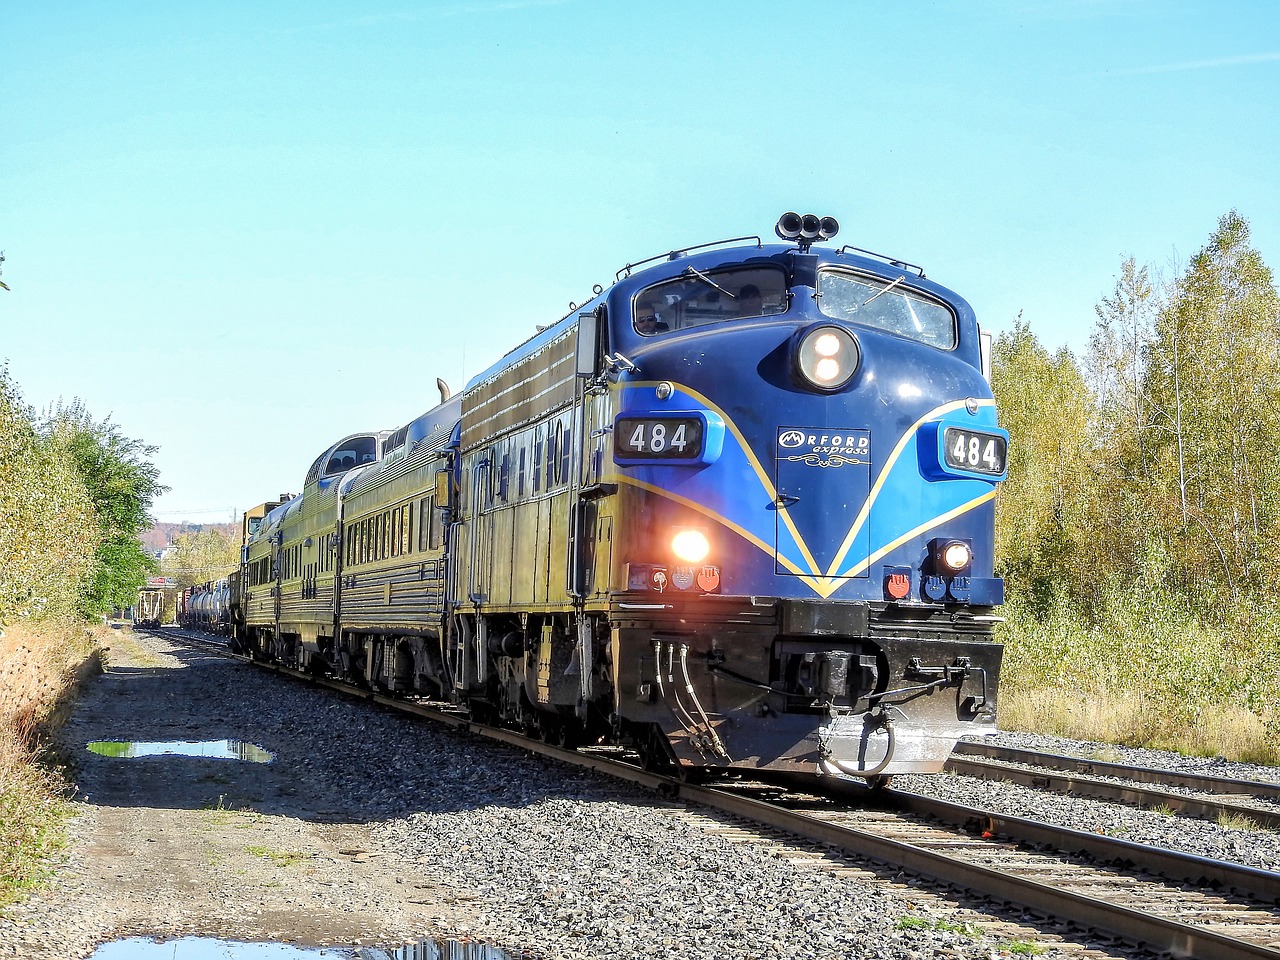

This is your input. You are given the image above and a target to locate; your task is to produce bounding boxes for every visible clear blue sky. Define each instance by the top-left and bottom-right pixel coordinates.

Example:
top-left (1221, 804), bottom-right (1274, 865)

top-left (3, 1), bottom-right (1277, 524)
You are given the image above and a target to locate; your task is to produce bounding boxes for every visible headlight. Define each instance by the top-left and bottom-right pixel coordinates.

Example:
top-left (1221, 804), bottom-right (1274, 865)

top-left (795, 324), bottom-right (859, 392)
top-left (671, 530), bottom-right (710, 563)
top-left (939, 540), bottom-right (972, 573)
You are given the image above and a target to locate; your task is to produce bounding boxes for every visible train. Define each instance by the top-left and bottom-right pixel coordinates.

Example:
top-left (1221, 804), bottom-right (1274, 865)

top-left (178, 579), bottom-right (231, 635)
top-left (133, 587), bottom-right (166, 629)
top-left (224, 213), bottom-right (1009, 781)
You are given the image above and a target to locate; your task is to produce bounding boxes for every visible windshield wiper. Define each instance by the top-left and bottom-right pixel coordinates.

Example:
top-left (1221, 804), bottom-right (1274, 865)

top-left (862, 275), bottom-right (905, 306)
top-left (685, 266), bottom-right (736, 298)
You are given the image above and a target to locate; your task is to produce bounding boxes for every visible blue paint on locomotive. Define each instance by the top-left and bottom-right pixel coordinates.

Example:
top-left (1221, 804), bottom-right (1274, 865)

top-left (603, 242), bottom-right (1003, 603)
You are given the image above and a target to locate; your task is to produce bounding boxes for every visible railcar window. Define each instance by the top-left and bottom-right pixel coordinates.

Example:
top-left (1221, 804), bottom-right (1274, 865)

top-left (532, 428), bottom-right (543, 493)
top-left (429, 498), bottom-right (442, 549)
top-left (633, 266), bottom-right (787, 335)
top-left (498, 452), bottom-right (510, 502)
top-left (323, 436), bottom-right (379, 476)
top-left (547, 426), bottom-right (560, 487)
top-left (558, 419), bottom-right (571, 485)
top-left (816, 270), bottom-right (956, 349)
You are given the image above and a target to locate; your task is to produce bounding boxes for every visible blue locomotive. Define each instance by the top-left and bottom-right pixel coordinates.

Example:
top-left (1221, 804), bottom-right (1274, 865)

top-left (231, 213), bottom-right (1007, 780)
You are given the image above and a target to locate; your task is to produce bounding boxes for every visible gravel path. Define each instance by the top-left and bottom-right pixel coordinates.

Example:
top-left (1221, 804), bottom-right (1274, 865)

top-left (8, 628), bottom-right (1275, 959)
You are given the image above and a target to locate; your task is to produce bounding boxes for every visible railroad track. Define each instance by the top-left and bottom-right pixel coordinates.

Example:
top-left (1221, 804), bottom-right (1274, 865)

top-left (145, 627), bottom-right (1280, 959)
top-left (949, 740), bottom-right (1280, 830)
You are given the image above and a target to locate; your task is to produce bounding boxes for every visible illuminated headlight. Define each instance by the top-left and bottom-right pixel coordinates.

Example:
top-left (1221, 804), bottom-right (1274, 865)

top-left (671, 530), bottom-right (710, 563)
top-left (795, 324), bottom-right (859, 391)
top-left (939, 540), bottom-right (972, 573)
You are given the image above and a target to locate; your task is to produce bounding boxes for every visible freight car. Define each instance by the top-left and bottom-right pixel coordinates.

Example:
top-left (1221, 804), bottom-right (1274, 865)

top-left (179, 578), bottom-right (231, 635)
top-left (232, 214), bottom-right (1008, 780)
top-left (133, 587), bottom-right (165, 629)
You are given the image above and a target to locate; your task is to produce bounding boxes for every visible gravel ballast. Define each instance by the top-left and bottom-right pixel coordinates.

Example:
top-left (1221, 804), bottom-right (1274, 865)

top-left (6, 629), bottom-right (1277, 958)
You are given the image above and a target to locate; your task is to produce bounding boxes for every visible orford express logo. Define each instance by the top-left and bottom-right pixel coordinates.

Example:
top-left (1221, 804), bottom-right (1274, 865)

top-left (777, 427), bottom-right (870, 468)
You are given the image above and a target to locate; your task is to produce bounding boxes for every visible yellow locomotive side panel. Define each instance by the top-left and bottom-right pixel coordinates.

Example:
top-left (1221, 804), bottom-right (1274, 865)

top-left (512, 497), bottom-right (537, 605)
top-left (534, 496), bottom-right (552, 604)
top-left (490, 506), bottom-right (515, 607)
top-left (547, 488), bottom-right (571, 606)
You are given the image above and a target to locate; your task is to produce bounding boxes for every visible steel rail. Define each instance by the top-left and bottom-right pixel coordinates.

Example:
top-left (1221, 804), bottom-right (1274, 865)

top-left (753, 770), bottom-right (1280, 905)
top-left (670, 780), bottom-right (1280, 960)
top-left (886, 789), bottom-right (1280, 904)
top-left (148, 629), bottom-right (1280, 959)
top-left (954, 740), bottom-right (1280, 803)
top-left (945, 755), bottom-right (1280, 830)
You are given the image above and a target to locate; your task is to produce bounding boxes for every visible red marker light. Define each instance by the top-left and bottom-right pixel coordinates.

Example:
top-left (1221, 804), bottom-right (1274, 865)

top-left (696, 566), bottom-right (720, 592)
top-left (886, 572), bottom-right (910, 599)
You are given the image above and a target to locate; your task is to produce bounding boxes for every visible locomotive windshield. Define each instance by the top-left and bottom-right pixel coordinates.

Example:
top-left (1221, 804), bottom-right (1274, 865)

top-left (816, 269), bottom-right (956, 349)
top-left (634, 265), bottom-right (787, 335)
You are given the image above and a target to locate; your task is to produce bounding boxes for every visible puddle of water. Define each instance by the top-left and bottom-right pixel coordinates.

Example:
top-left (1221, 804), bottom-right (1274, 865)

top-left (86, 739), bottom-right (275, 763)
top-left (88, 939), bottom-right (357, 959)
top-left (371, 939), bottom-right (522, 960)
top-left (88, 938), bottom-right (522, 960)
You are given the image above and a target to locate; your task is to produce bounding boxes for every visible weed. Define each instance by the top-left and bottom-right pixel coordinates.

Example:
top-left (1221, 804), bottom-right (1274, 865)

top-left (1002, 940), bottom-right (1049, 956)
top-left (246, 845), bottom-right (309, 868)
top-left (1217, 811), bottom-right (1261, 831)
top-left (894, 915), bottom-right (981, 938)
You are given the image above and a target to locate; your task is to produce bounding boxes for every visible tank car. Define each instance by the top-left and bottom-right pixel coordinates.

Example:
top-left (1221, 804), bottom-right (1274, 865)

top-left (181, 578), bottom-right (232, 635)
top-left (234, 214), bottom-right (1008, 780)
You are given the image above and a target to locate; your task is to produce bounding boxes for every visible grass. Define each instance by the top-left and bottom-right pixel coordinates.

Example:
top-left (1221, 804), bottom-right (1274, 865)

top-left (998, 582), bottom-right (1280, 765)
top-left (99, 629), bottom-right (164, 669)
top-left (0, 619), bottom-right (105, 907)
top-left (1001, 940), bottom-right (1049, 956)
top-left (246, 845), bottom-right (309, 868)
top-left (1217, 811), bottom-right (1261, 831)
top-left (895, 916), bottom-right (982, 938)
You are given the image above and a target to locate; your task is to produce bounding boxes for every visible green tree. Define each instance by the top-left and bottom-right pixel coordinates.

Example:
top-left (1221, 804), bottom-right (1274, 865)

top-left (0, 368), bottom-right (99, 623)
top-left (1080, 258), bottom-right (1168, 582)
top-left (1142, 211), bottom-right (1280, 598)
top-left (42, 402), bottom-right (168, 617)
top-left (1087, 257), bottom-right (1158, 475)
top-left (990, 316), bottom-right (1094, 609)
top-left (161, 527), bottom-right (240, 590)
